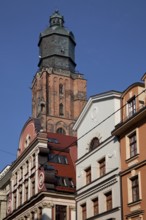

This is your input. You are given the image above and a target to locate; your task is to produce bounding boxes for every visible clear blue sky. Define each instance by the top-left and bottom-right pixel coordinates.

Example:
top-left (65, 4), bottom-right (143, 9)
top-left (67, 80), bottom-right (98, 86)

top-left (0, 0), bottom-right (146, 171)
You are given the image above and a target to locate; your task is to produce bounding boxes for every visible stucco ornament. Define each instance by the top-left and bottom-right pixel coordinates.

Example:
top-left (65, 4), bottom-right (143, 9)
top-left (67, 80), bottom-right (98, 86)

top-left (38, 171), bottom-right (45, 190)
top-left (91, 106), bottom-right (98, 122)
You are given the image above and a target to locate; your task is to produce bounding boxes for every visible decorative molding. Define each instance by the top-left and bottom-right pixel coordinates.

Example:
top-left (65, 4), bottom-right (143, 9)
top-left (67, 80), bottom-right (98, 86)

top-left (42, 202), bottom-right (53, 208)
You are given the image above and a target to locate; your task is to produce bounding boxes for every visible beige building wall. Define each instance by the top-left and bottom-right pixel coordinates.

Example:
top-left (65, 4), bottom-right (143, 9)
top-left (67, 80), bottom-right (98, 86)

top-left (0, 190), bottom-right (7, 220)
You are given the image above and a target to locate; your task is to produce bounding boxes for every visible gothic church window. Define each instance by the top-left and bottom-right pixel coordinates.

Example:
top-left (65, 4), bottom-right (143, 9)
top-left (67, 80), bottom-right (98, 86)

top-left (59, 84), bottom-right (64, 95)
top-left (57, 127), bottom-right (66, 135)
top-left (59, 103), bottom-right (64, 116)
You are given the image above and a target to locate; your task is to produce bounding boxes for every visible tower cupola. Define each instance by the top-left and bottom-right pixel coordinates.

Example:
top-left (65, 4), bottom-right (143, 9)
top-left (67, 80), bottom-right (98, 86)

top-left (38, 10), bottom-right (76, 72)
top-left (50, 10), bottom-right (64, 28)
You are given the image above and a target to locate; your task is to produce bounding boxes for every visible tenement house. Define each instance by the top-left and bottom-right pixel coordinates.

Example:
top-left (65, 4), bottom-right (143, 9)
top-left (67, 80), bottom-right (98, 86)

top-left (73, 91), bottom-right (122, 220)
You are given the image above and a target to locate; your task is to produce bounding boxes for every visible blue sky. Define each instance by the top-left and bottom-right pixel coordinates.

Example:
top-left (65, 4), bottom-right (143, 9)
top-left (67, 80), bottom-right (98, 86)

top-left (0, 0), bottom-right (146, 171)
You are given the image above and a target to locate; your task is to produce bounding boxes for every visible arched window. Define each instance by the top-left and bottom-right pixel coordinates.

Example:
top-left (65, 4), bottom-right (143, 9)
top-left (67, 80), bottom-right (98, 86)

top-left (90, 137), bottom-right (100, 151)
top-left (56, 127), bottom-right (66, 135)
top-left (59, 103), bottom-right (64, 116)
top-left (59, 84), bottom-right (63, 95)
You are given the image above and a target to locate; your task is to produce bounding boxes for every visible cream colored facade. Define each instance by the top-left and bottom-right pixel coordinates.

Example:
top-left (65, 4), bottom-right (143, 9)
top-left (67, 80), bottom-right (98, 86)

top-left (0, 190), bottom-right (7, 220)
top-left (74, 91), bottom-right (122, 220)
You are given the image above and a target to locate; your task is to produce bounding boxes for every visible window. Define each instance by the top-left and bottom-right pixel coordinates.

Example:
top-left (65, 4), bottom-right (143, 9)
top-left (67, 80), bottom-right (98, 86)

top-left (48, 138), bottom-right (59, 144)
top-left (81, 204), bottom-right (86, 220)
top-left (13, 192), bottom-right (16, 209)
top-left (31, 178), bottom-right (35, 196)
top-left (105, 191), bottom-right (112, 211)
top-left (129, 132), bottom-right (137, 157)
top-left (26, 161), bottom-right (29, 174)
top-left (92, 198), bottom-right (99, 215)
top-left (20, 167), bottom-right (23, 180)
top-left (40, 102), bottom-right (45, 113)
top-left (57, 127), bottom-right (66, 134)
top-left (15, 172), bottom-right (17, 185)
top-left (59, 103), bottom-right (64, 116)
top-left (57, 177), bottom-right (74, 188)
top-left (99, 158), bottom-right (106, 177)
top-left (58, 155), bottom-right (68, 164)
top-left (25, 181), bottom-right (28, 201)
top-left (85, 167), bottom-right (91, 184)
top-left (32, 154), bottom-right (35, 168)
top-left (128, 96), bottom-right (136, 117)
top-left (25, 135), bottom-right (31, 148)
top-left (31, 212), bottom-right (35, 220)
top-left (90, 137), bottom-right (100, 151)
top-left (59, 84), bottom-right (64, 95)
top-left (56, 205), bottom-right (67, 220)
top-left (131, 176), bottom-right (139, 202)
top-left (49, 154), bottom-right (68, 164)
top-left (19, 188), bottom-right (22, 206)
top-left (38, 207), bottom-right (42, 219)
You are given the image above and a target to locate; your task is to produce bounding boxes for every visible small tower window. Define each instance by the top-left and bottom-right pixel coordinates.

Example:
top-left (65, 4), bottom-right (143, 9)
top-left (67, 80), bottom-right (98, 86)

top-left (59, 103), bottom-right (64, 116)
top-left (57, 128), bottom-right (66, 135)
top-left (59, 84), bottom-right (64, 95)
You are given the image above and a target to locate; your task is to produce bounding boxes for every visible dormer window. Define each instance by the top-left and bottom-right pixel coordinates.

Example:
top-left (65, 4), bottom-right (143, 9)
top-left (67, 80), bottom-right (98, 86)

top-left (89, 137), bottom-right (100, 151)
top-left (128, 96), bottom-right (136, 117)
top-left (24, 135), bottom-right (31, 149)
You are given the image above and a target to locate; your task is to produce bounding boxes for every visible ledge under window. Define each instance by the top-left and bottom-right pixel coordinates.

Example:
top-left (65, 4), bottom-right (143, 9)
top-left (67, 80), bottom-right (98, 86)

top-left (128, 199), bottom-right (142, 207)
top-left (126, 153), bottom-right (139, 163)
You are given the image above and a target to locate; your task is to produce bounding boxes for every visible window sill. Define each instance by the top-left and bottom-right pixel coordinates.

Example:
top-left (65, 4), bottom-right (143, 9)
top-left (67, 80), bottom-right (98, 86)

top-left (126, 154), bottom-right (139, 163)
top-left (128, 199), bottom-right (141, 207)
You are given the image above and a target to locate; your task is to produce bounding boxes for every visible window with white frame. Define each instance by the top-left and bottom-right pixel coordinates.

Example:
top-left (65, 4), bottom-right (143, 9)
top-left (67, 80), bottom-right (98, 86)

top-left (131, 175), bottom-right (139, 202)
top-left (126, 130), bottom-right (139, 160)
top-left (85, 167), bottom-right (91, 184)
top-left (81, 203), bottom-right (86, 220)
top-left (128, 174), bottom-right (141, 204)
top-left (98, 157), bottom-right (106, 177)
top-left (129, 132), bottom-right (137, 158)
top-left (105, 191), bottom-right (112, 211)
top-left (92, 197), bottom-right (99, 215)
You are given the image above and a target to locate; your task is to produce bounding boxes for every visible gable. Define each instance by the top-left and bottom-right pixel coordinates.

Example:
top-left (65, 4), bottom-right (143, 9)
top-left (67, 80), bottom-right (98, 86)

top-left (17, 118), bottom-right (41, 157)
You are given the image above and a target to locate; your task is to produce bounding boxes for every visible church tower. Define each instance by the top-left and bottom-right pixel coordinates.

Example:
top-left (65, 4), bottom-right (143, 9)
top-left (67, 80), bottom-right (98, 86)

top-left (32, 11), bottom-right (87, 135)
